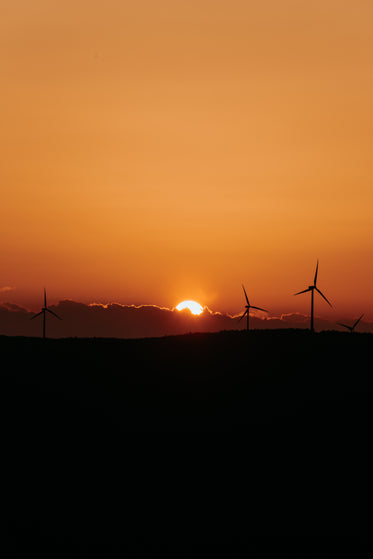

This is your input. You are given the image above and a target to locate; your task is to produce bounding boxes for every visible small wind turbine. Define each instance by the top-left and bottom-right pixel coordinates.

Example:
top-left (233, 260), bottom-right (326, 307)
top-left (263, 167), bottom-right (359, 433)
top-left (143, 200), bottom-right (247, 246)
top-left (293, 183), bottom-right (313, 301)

top-left (294, 260), bottom-right (332, 333)
top-left (337, 314), bottom-right (364, 333)
top-left (31, 288), bottom-right (62, 339)
top-left (239, 284), bottom-right (268, 331)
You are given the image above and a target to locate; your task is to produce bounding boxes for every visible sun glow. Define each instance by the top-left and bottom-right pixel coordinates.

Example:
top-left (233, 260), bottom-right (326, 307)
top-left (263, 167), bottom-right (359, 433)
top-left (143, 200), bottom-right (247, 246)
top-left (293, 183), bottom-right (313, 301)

top-left (176, 300), bottom-right (204, 315)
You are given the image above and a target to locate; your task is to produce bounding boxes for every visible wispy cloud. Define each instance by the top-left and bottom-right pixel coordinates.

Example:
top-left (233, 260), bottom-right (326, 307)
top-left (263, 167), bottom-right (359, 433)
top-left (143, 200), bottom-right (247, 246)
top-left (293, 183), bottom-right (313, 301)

top-left (279, 312), bottom-right (310, 324)
top-left (0, 286), bottom-right (15, 293)
top-left (88, 302), bottom-right (172, 312)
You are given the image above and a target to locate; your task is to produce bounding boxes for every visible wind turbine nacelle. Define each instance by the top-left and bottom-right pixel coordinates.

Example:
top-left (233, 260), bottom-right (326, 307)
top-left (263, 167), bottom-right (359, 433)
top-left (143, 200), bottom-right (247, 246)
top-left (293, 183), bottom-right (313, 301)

top-left (309, 285), bottom-right (314, 290)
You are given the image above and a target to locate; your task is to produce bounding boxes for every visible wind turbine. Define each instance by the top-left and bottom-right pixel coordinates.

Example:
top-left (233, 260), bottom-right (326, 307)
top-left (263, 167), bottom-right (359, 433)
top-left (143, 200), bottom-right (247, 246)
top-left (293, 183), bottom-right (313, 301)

top-left (294, 260), bottom-right (332, 333)
top-left (337, 314), bottom-right (364, 333)
top-left (31, 288), bottom-right (62, 339)
top-left (239, 284), bottom-right (268, 331)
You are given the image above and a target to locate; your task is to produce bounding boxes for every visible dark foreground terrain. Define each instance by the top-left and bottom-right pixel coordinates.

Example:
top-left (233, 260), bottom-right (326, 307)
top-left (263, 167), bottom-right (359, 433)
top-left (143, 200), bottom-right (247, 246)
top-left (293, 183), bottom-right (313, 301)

top-left (1, 329), bottom-right (372, 552)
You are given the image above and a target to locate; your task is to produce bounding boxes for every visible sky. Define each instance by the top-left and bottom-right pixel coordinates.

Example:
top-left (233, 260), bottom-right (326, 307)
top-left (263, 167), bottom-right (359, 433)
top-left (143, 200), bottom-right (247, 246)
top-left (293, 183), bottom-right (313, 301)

top-left (1, 0), bottom-right (372, 324)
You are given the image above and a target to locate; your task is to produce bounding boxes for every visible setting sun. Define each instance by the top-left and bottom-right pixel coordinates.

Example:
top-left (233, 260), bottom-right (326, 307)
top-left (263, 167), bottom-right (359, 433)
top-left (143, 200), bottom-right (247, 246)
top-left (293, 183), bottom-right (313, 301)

top-left (176, 301), bottom-right (204, 315)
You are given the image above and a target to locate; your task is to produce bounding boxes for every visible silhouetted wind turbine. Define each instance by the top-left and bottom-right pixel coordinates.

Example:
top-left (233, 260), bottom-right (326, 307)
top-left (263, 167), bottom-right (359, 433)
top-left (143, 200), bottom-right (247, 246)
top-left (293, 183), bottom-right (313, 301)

top-left (294, 260), bottom-right (332, 333)
top-left (31, 289), bottom-right (62, 339)
top-left (337, 314), bottom-right (364, 333)
top-left (239, 285), bottom-right (268, 331)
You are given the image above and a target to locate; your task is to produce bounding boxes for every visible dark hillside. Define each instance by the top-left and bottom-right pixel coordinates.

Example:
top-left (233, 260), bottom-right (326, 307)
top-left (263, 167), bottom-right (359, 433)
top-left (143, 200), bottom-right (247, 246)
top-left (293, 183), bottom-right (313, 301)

top-left (1, 330), bottom-right (372, 550)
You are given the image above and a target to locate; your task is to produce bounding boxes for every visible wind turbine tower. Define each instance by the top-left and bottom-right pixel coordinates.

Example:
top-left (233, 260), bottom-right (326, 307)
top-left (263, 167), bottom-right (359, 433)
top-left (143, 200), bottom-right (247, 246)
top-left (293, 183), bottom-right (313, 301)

top-left (294, 260), bottom-right (332, 333)
top-left (239, 285), bottom-right (268, 331)
top-left (31, 289), bottom-right (62, 339)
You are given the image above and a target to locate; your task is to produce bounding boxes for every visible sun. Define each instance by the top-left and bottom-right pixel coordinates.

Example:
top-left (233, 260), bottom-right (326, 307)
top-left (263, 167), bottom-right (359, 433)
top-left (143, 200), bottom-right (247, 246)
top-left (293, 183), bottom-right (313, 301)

top-left (176, 300), bottom-right (204, 315)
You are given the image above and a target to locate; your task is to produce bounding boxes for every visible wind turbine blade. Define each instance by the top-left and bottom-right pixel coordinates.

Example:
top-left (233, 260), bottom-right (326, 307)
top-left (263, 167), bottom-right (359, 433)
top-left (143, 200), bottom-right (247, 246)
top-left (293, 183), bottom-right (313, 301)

top-left (46, 308), bottom-right (62, 320)
top-left (353, 314), bottom-right (364, 329)
top-left (315, 287), bottom-right (333, 307)
top-left (314, 260), bottom-right (319, 286)
top-left (238, 310), bottom-right (248, 322)
top-left (250, 306), bottom-right (268, 313)
top-left (242, 284), bottom-right (249, 306)
top-left (294, 288), bottom-right (311, 296)
top-left (31, 311), bottom-right (43, 320)
top-left (44, 288), bottom-right (47, 308)
top-left (337, 323), bottom-right (350, 330)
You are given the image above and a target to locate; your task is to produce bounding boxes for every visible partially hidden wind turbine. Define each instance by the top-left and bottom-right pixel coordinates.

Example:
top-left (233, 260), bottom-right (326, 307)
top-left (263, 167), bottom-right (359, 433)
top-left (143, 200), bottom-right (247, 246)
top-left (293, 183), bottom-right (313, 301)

top-left (31, 288), bottom-right (62, 339)
top-left (337, 314), bottom-right (364, 333)
top-left (239, 284), bottom-right (268, 331)
top-left (294, 260), bottom-right (332, 333)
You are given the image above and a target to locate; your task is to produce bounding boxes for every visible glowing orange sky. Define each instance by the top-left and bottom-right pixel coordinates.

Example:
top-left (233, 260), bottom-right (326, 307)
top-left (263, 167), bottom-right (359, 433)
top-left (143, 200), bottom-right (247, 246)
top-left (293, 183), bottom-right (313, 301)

top-left (1, 1), bottom-right (372, 319)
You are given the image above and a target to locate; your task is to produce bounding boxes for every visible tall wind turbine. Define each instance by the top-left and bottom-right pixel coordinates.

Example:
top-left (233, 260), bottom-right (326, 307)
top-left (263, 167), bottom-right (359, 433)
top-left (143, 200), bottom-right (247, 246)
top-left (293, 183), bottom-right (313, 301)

top-left (31, 289), bottom-right (62, 339)
top-left (337, 314), bottom-right (364, 333)
top-left (294, 260), bottom-right (332, 333)
top-left (239, 284), bottom-right (268, 331)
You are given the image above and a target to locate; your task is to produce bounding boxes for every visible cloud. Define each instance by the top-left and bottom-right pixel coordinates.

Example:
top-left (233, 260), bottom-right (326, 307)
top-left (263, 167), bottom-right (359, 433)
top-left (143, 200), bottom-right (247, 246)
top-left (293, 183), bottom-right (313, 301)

top-left (1, 302), bottom-right (26, 312)
top-left (0, 286), bottom-right (15, 293)
top-left (0, 300), bottom-right (243, 338)
top-left (53, 301), bottom-right (238, 338)
top-left (279, 312), bottom-right (310, 324)
top-left (0, 300), bottom-right (372, 338)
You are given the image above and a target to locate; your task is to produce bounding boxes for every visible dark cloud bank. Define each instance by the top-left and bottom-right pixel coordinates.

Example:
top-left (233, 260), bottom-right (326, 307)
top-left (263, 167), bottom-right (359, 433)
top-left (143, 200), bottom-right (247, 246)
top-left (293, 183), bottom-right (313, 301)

top-left (1, 300), bottom-right (372, 338)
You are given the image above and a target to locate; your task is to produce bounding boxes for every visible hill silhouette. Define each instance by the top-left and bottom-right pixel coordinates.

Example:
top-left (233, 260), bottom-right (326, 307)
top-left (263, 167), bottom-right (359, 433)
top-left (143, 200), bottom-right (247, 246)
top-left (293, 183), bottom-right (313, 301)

top-left (1, 330), bottom-right (372, 550)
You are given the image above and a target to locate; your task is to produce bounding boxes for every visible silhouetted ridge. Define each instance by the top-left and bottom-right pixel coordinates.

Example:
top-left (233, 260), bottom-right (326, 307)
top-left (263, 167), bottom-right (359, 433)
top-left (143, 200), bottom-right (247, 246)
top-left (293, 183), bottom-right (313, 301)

top-left (1, 330), bottom-right (372, 548)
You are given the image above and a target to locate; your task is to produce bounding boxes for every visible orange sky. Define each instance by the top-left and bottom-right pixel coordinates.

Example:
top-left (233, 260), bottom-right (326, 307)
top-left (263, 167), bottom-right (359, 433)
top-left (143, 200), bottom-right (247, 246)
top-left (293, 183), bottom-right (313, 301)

top-left (1, 1), bottom-right (372, 320)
